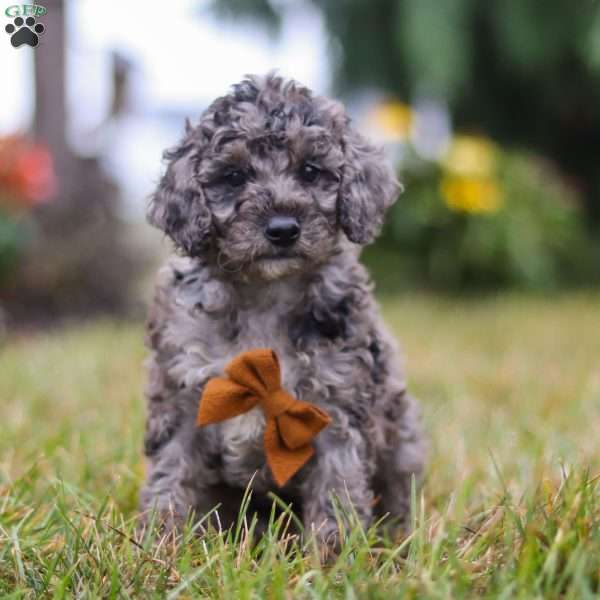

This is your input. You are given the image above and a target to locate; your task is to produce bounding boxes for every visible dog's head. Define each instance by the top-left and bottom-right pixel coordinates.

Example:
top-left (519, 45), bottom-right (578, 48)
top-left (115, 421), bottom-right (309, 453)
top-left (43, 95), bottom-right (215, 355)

top-left (148, 74), bottom-right (400, 281)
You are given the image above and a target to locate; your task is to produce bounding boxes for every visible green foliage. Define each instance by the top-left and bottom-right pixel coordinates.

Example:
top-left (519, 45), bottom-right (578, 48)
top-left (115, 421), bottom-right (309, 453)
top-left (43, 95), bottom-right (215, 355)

top-left (364, 139), bottom-right (599, 291)
top-left (0, 134), bottom-right (55, 292)
top-left (2, 296), bottom-right (600, 596)
top-left (0, 211), bottom-right (26, 287)
top-left (395, 0), bottom-right (473, 102)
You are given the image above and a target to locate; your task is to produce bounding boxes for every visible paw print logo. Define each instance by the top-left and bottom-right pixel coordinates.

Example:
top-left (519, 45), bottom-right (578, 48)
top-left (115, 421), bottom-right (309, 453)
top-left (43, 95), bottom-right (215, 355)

top-left (5, 16), bottom-right (45, 48)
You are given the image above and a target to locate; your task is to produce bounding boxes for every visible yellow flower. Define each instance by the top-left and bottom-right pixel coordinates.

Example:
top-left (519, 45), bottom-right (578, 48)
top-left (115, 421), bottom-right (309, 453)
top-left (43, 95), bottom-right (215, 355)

top-left (369, 101), bottom-right (413, 141)
top-left (442, 135), bottom-right (498, 178)
top-left (440, 176), bottom-right (503, 214)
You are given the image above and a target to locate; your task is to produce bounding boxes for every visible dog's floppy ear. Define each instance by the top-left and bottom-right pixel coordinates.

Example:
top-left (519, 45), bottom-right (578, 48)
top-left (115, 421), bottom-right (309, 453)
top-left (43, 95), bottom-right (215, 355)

top-left (147, 134), bottom-right (212, 257)
top-left (338, 129), bottom-right (401, 245)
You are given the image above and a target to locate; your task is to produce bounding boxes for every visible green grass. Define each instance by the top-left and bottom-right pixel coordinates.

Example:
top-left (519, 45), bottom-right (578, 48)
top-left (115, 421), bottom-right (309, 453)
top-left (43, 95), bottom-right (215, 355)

top-left (1, 293), bottom-right (600, 598)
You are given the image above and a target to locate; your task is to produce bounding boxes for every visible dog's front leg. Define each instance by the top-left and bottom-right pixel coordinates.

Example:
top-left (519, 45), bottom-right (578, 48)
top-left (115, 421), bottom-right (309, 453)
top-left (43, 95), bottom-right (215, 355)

top-left (300, 426), bottom-right (374, 559)
top-left (139, 421), bottom-right (223, 537)
top-left (139, 434), bottom-right (195, 535)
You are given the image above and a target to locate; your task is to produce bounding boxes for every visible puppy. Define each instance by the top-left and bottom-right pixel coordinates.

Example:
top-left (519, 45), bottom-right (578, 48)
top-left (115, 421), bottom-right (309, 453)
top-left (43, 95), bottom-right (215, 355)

top-left (139, 74), bottom-right (425, 550)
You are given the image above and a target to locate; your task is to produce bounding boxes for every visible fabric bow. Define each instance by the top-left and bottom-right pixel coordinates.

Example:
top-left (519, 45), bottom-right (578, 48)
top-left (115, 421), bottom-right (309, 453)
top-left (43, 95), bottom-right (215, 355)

top-left (197, 349), bottom-right (331, 487)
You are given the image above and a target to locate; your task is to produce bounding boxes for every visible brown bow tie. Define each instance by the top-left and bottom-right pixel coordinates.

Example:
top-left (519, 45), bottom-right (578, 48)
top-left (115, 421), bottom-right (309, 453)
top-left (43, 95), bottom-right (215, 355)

top-left (196, 349), bottom-right (331, 487)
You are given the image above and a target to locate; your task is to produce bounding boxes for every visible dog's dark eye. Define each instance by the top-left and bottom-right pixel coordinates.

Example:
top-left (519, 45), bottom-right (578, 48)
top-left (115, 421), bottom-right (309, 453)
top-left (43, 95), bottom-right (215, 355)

top-left (299, 163), bottom-right (321, 184)
top-left (222, 169), bottom-right (248, 187)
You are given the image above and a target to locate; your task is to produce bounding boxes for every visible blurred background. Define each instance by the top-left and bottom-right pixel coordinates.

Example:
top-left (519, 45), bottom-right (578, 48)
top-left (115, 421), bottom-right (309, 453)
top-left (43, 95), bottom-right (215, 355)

top-left (3, 4), bottom-right (600, 592)
top-left (2, 0), bottom-right (600, 329)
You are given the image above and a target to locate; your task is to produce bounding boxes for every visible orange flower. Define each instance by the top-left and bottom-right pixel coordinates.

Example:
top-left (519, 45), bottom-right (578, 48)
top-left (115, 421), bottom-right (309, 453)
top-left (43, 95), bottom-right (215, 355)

top-left (0, 135), bottom-right (57, 209)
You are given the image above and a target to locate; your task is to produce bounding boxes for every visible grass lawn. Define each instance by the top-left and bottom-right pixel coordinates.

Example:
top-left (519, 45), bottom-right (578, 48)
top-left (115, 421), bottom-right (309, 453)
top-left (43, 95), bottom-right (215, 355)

top-left (1, 292), bottom-right (600, 598)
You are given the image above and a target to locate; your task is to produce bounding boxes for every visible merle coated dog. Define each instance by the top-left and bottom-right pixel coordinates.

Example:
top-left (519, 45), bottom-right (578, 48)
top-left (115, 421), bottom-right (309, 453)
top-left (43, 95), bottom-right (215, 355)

top-left (139, 73), bottom-right (425, 553)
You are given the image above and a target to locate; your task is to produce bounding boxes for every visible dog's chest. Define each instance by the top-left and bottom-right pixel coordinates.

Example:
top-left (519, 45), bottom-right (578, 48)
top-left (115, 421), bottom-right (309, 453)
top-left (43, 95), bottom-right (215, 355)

top-left (220, 306), bottom-right (302, 476)
top-left (190, 290), bottom-right (307, 484)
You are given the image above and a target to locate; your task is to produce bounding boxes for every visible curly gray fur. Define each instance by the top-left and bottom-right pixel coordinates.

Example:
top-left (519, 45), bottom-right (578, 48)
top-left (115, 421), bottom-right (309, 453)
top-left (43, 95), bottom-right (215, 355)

top-left (140, 74), bottom-right (425, 549)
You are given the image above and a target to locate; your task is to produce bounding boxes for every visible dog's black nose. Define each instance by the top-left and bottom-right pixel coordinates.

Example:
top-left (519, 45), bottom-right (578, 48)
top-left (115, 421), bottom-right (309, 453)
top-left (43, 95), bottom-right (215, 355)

top-left (265, 216), bottom-right (300, 247)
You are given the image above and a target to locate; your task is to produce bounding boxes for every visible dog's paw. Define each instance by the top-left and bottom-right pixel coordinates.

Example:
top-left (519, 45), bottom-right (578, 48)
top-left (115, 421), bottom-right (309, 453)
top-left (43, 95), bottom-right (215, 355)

top-left (136, 508), bottom-right (186, 544)
top-left (5, 16), bottom-right (45, 48)
top-left (306, 522), bottom-right (342, 564)
top-left (317, 533), bottom-right (341, 565)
